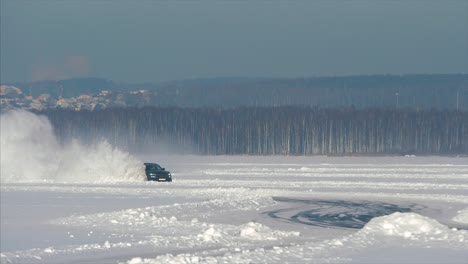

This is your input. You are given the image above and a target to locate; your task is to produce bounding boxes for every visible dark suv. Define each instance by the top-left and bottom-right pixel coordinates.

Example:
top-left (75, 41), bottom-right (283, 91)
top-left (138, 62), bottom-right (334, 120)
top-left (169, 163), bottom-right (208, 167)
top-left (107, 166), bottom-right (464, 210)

top-left (145, 163), bottom-right (172, 182)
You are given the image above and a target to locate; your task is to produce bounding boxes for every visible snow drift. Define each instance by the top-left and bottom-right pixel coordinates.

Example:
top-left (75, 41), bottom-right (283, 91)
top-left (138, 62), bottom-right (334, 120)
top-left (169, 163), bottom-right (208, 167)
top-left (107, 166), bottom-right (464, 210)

top-left (0, 110), bottom-right (145, 183)
top-left (358, 212), bottom-right (466, 243)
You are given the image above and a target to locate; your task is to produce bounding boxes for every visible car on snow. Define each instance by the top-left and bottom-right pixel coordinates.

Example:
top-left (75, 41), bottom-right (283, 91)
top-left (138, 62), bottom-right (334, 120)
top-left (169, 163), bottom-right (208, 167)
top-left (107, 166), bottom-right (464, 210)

top-left (145, 163), bottom-right (172, 182)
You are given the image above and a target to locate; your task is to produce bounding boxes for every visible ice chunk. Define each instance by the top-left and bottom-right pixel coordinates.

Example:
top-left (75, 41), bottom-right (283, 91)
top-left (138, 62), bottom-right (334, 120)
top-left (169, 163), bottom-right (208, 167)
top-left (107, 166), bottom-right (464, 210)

top-left (198, 227), bottom-right (222, 242)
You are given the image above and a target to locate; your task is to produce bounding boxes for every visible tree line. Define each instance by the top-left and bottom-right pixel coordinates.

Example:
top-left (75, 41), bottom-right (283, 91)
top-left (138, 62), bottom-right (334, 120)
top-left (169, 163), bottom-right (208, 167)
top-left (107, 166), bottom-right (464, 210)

top-left (42, 107), bottom-right (468, 155)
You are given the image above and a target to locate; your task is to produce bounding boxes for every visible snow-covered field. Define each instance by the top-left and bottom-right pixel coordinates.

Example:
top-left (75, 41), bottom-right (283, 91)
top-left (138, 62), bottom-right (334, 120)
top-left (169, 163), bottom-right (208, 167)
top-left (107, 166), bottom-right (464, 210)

top-left (2, 156), bottom-right (468, 264)
top-left (1, 111), bottom-right (468, 263)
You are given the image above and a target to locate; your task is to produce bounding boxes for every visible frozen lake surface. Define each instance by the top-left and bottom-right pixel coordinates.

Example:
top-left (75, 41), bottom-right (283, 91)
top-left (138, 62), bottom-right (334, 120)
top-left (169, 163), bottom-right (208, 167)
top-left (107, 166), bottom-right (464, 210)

top-left (1, 156), bottom-right (468, 264)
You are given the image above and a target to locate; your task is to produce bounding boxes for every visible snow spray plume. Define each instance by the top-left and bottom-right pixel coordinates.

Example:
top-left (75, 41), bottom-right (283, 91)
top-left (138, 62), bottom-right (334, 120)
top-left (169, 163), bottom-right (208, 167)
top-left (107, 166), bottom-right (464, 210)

top-left (0, 110), bottom-right (145, 183)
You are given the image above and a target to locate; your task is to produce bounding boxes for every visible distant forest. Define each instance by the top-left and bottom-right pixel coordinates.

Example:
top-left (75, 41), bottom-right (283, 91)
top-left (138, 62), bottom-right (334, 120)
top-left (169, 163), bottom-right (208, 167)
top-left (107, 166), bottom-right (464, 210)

top-left (42, 107), bottom-right (468, 155)
top-left (10, 74), bottom-right (468, 110)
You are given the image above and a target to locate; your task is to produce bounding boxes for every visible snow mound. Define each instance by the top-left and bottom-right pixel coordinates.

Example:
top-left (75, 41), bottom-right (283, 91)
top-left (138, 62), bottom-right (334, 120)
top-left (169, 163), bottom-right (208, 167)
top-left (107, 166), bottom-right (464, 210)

top-left (453, 208), bottom-right (468, 224)
top-left (359, 212), bottom-right (467, 243)
top-left (0, 110), bottom-right (145, 183)
top-left (198, 227), bottom-right (223, 242)
top-left (239, 222), bottom-right (300, 240)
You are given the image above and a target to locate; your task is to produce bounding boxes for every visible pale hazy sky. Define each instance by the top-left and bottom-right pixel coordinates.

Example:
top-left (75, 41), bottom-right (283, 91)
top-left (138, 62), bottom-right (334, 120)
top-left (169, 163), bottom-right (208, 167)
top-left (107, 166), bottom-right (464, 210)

top-left (1, 0), bottom-right (468, 83)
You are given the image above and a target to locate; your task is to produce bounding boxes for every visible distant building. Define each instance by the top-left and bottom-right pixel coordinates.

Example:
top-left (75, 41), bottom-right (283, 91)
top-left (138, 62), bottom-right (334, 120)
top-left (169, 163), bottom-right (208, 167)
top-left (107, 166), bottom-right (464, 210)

top-left (0, 85), bottom-right (24, 99)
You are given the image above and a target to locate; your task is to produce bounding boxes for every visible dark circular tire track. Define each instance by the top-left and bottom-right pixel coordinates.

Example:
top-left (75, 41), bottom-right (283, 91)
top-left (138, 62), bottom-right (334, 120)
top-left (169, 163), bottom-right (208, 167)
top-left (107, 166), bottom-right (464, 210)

top-left (265, 197), bottom-right (424, 229)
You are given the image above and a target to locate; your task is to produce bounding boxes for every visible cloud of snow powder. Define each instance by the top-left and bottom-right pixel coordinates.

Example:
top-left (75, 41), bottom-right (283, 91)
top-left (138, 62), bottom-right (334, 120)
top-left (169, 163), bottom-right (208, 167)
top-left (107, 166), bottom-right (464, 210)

top-left (0, 110), bottom-right (145, 183)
